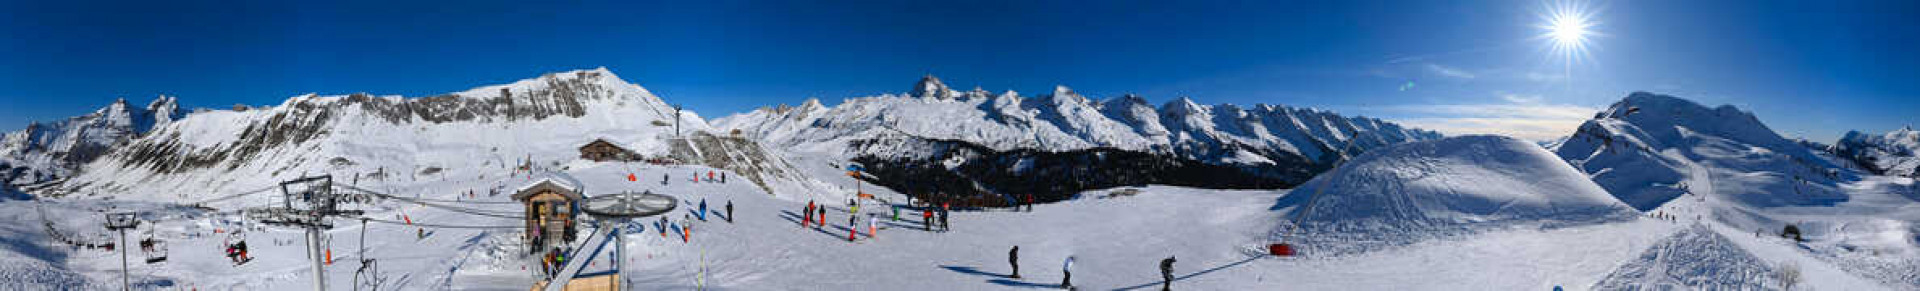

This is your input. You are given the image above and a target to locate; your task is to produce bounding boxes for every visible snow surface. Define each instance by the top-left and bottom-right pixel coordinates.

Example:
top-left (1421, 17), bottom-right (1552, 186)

top-left (8, 162), bottom-right (1902, 290)
top-left (1272, 135), bottom-right (1639, 256)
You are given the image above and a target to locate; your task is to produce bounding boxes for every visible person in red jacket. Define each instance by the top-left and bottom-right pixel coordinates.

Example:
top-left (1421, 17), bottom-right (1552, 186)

top-left (804, 200), bottom-right (815, 228)
top-left (922, 208), bottom-right (934, 231)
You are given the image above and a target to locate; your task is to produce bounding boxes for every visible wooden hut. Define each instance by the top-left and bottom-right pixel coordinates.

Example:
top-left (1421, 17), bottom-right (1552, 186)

top-left (513, 178), bottom-right (584, 253)
top-left (578, 139), bottom-right (634, 162)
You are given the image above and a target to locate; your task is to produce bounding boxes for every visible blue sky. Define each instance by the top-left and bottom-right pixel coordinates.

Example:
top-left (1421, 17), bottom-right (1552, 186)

top-left (2, 0), bottom-right (1915, 142)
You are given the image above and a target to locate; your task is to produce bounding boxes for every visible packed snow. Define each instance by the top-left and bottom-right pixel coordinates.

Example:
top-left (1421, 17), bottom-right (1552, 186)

top-left (1271, 135), bottom-right (1639, 256)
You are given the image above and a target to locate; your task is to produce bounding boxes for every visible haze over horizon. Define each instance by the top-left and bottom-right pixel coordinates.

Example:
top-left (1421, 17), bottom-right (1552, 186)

top-left (3, 0), bottom-right (1915, 142)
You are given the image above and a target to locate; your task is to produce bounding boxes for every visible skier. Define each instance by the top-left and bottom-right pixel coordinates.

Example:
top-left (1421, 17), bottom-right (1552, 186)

top-left (804, 200), bottom-right (816, 228)
top-left (922, 208), bottom-right (934, 231)
top-left (1025, 194), bottom-right (1035, 212)
top-left (1009, 246), bottom-right (1021, 279)
top-left (699, 199), bottom-right (709, 221)
top-left (891, 204), bottom-right (901, 222)
top-left (662, 174), bottom-right (669, 185)
top-left (939, 204), bottom-right (951, 232)
top-left (725, 200), bottom-right (734, 223)
top-left (721, 172), bottom-right (727, 183)
top-left (1062, 255), bottom-right (1075, 289)
top-left (867, 213), bottom-right (878, 238)
top-left (817, 206), bottom-right (827, 228)
top-left (848, 201), bottom-right (860, 227)
top-left (1160, 256), bottom-right (1177, 291)
top-left (708, 171), bottom-right (715, 182)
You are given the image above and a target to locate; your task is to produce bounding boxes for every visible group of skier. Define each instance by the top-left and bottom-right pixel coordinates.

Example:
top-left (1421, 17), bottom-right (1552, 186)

top-left (1007, 245), bottom-right (1180, 290)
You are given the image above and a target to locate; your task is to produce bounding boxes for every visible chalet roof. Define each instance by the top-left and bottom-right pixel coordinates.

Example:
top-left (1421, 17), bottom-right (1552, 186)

top-left (510, 172), bottom-right (586, 201)
top-left (579, 139), bottom-right (624, 150)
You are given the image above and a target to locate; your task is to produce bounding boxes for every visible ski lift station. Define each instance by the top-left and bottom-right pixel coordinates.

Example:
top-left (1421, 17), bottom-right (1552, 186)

top-left (513, 176), bottom-right (585, 254)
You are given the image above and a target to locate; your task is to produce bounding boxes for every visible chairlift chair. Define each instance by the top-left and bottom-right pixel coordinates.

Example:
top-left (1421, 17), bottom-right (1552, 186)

top-left (142, 236), bottom-right (168, 263)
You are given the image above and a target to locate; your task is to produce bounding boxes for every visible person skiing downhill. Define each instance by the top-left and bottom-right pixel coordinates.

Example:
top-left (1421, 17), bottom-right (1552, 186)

top-left (698, 199), bottom-right (709, 221)
top-left (805, 200), bottom-right (816, 228)
top-left (1009, 246), bottom-right (1021, 279)
top-left (1062, 256), bottom-right (1076, 289)
top-left (867, 213), bottom-right (878, 238)
top-left (1160, 256), bottom-right (1177, 291)
top-left (817, 206), bottom-right (827, 228)
top-left (725, 200), bottom-right (734, 223)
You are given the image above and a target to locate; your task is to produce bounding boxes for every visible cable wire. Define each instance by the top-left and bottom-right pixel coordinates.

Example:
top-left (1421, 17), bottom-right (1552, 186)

top-left (357, 217), bottom-right (519, 229)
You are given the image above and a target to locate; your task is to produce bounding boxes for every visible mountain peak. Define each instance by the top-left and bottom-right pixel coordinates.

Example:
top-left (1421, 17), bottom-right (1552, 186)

top-left (910, 74), bottom-right (954, 99)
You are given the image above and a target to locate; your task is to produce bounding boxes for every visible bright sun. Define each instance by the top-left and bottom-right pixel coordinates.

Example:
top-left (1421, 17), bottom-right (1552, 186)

top-left (1536, 0), bottom-right (1597, 81)
top-left (1548, 12), bottom-right (1590, 47)
top-left (1539, 1), bottom-right (1599, 70)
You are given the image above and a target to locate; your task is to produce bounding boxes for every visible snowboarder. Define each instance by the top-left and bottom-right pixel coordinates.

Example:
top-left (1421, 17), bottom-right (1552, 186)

top-left (1009, 246), bottom-right (1021, 279)
top-left (725, 200), bottom-right (734, 223)
top-left (1062, 256), bottom-right (1075, 289)
top-left (1160, 256), bottom-right (1177, 291)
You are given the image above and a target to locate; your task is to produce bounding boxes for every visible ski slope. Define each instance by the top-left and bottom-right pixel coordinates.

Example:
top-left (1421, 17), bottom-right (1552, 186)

top-left (4, 159), bottom-right (1904, 290)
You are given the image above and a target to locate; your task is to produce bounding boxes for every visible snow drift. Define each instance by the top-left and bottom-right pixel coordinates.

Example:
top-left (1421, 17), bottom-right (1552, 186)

top-left (1591, 224), bottom-right (1780, 290)
top-left (1272, 135), bottom-right (1637, 255)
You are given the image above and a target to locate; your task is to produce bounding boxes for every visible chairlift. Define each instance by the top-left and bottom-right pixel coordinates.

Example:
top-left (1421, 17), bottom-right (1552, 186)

top-left (141, 234), bottom-right (168, 263)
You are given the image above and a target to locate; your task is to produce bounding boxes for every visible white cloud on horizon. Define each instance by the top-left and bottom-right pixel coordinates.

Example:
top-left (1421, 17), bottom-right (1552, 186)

top-left (1424, 63), bottom-right (1477, 79)
top-left (1498, 92), bottom-right (1544, 104)
top-left (1370, 103), bottom-right (1600, 142)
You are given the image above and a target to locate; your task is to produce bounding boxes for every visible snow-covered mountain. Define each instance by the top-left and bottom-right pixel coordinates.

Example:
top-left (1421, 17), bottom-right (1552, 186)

top-left (1273, 135), bottom-right (1637, 255)
top-left (1552, 92), bottom-right (1854, 211)
top-left (1, 96), bottom-right (181, 189)
top-left (1831, 126), bottom-right (1920, 178)
top-left (714, 75), bottom-right (1441, 201)
top-left (32, 68), bottom-right (837, 201)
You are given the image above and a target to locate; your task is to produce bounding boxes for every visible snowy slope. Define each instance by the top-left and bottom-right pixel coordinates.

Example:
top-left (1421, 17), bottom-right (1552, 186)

top-left (1272, 135), bottom-right (1638, 255)
top-left (1553, 92), bottom-right (1920, 288)
top-left (32, 68), bottom-right (851, 203)
top-left (1553, 92), bottom-right (1854, 210)
top-left (1, 96), bottom-right (180, 188)
top-left (16, 162), bottom-right (1903, 290)
top-left (1832, 126), bottom-right (1920, 178)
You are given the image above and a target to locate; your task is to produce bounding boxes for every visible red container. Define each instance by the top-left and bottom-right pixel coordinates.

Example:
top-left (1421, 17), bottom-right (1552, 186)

top-left (1268, 243), bottom-right (1294, 256)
